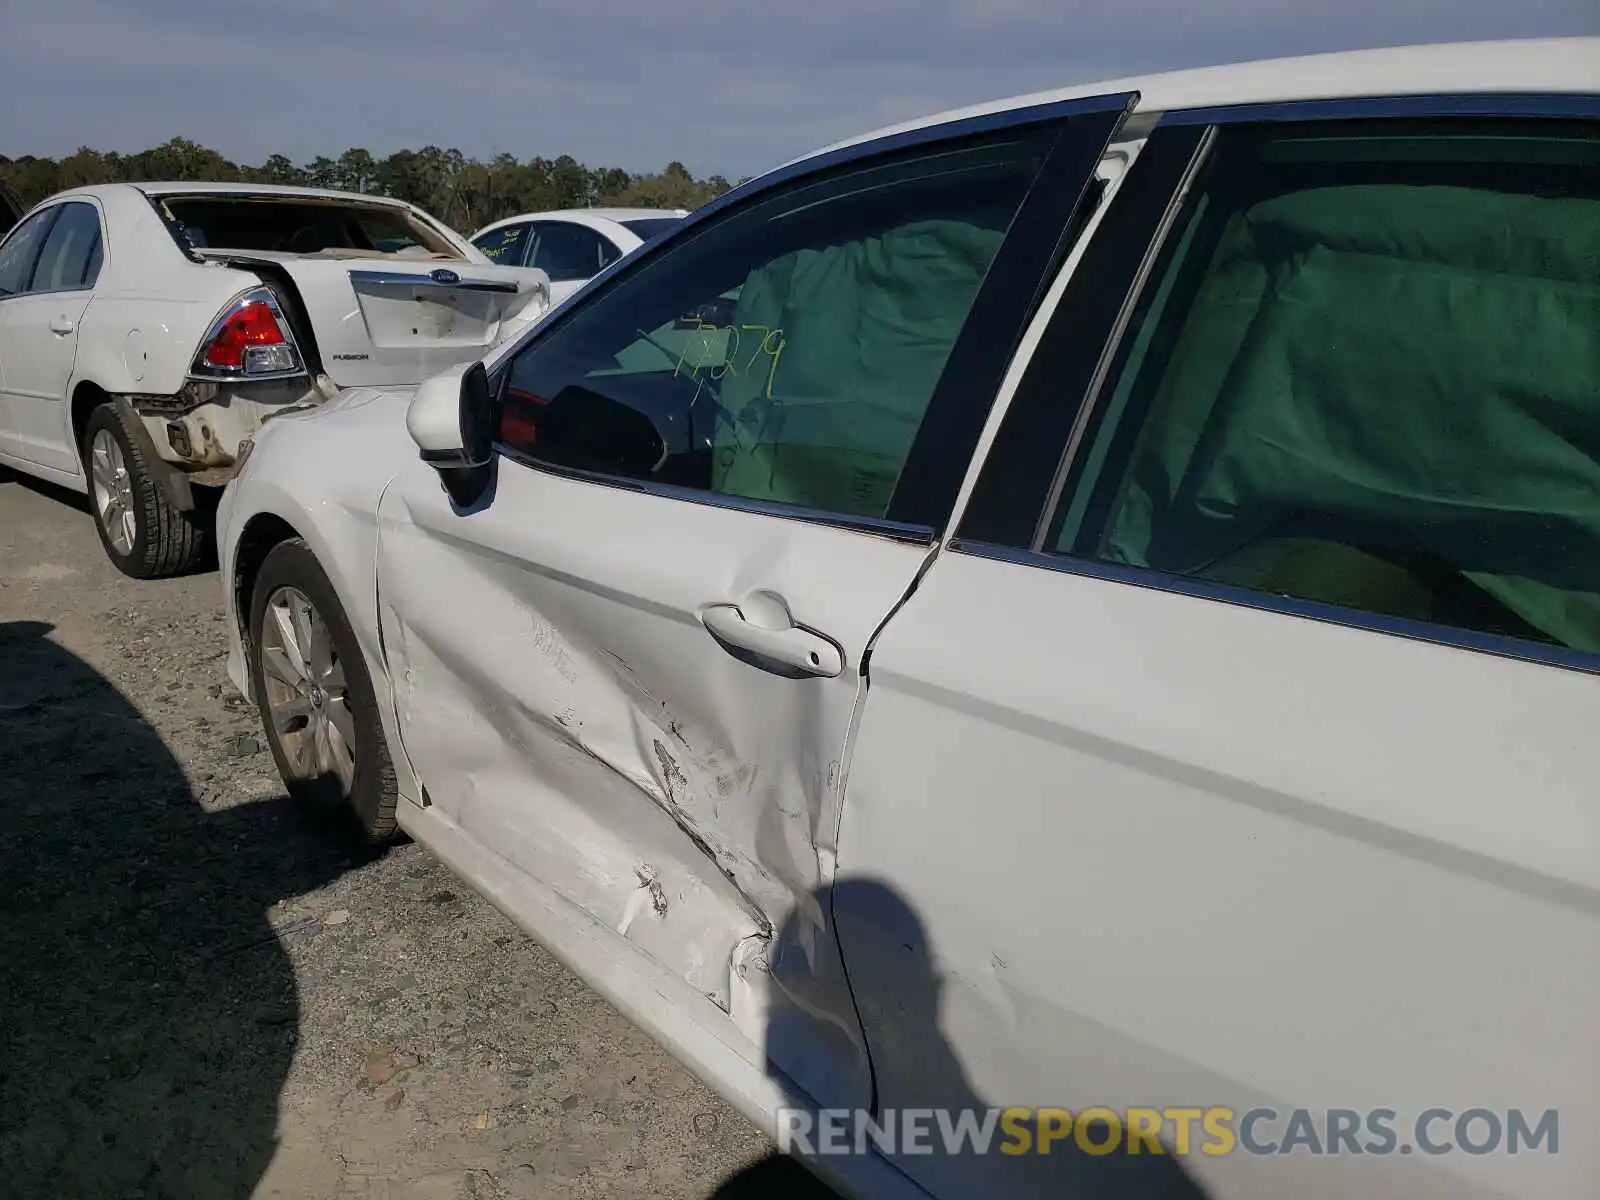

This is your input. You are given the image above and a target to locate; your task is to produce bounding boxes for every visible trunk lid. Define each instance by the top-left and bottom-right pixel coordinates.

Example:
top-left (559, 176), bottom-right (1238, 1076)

top-left (199, 250), bottom-right (550, 388)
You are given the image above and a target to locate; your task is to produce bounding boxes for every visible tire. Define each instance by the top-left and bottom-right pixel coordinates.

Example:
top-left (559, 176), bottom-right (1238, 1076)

top-left (247, 538), bottom-right (399, 844)
top-left (82, 403), bottom-right (209, 579)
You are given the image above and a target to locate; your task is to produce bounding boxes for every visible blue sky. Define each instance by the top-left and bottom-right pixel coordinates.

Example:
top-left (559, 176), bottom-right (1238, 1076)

top-left (2, 1), bottom-right (1594, 178)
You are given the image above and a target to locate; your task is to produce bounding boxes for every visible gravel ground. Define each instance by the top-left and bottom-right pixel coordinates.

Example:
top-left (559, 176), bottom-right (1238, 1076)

top-left (0, 466), bottom-right (836, 1200)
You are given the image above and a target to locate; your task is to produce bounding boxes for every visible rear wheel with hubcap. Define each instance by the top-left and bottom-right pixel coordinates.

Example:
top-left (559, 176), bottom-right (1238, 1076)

top-left (88, 428), bottom-right (138, 556)
top-left (248, 538), bottom-right (398, 843)
top-left (81, 402), bottom-right (209, 578)
top-left (259, 585), bottom-right (358, 796)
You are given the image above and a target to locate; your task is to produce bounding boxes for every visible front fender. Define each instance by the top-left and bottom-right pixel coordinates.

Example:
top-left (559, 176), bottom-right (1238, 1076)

top-left (216, 393), bottom-right (421, 804)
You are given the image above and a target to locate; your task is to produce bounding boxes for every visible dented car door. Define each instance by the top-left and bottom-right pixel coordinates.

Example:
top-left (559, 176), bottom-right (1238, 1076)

top-left (374, 97), bottom-right (1131, 1114)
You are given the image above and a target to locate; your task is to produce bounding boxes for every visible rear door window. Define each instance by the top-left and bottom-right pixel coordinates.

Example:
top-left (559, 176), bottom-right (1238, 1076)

top-left (1043, 119), bottom-right (1600, 656)
top-left (527, 222), bottom-right (610, 282)
top-left (29, 202), bottom-right (102, 291)
top-left (0, 208), bottom-right (59, 298)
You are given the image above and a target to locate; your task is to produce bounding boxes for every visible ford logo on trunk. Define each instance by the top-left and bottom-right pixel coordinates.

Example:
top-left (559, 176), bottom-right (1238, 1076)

top-left (430, 268), bottom-right (460, 284)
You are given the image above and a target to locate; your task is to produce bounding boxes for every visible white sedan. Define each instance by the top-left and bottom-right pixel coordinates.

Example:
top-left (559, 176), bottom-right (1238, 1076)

top-left (218, 37), bottom-right (1598, 1200)
top-left (0, 182), bottom-right (549, 578)
top-left (469, 206), bottom-right (688, 306)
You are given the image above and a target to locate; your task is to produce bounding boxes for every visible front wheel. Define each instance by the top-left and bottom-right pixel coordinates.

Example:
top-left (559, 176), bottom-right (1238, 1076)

top-left (82, 403), bottom-right (209, 578)
top-left (248, 538), bottom-right (399, 843)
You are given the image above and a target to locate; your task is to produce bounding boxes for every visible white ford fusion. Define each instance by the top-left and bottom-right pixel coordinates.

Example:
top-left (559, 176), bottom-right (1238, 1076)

top-left (0, 182), bottom-right (549, 578)
top-left (218, 39), bottom-right (1598, 1200)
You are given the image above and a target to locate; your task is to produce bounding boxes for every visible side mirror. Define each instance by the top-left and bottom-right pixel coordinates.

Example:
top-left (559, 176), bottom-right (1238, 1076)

top-left (407, 361), bottom-right (494, 469)
top-left (407, 361), bottom-right (496, 507)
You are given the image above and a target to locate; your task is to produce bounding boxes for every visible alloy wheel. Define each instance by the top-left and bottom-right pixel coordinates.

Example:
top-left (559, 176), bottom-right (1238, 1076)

top-left (89, 429), bottom-right (137, 556)
top-left (258, 585), bottom-right (357, 795)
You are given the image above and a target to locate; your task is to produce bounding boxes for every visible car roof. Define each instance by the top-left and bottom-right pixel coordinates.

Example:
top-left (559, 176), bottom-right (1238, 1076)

top-left (789, 37), bottom-right (1599, 167)
top-left (472, 207), bottom-right (689, 237)
top-left (580, 207), bottom-right (691, 221)
top-left (44, 181), bottom-right (414, 208)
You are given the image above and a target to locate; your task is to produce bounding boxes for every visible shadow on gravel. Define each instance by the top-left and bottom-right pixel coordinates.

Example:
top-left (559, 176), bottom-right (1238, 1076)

top-left (0, 619), bottom-right (363, 1197)
top-left (707, 1153), bottom-right (840, 1198)
top-left (0, 461), bottom-right (93, 515)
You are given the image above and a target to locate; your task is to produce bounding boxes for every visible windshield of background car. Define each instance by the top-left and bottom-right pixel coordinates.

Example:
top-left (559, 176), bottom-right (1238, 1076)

top-left (153, 195), bottom-right (463, 258)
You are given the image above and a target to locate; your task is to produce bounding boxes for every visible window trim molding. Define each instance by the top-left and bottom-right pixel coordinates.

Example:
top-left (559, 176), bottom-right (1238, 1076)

top-left (1156, 90), bottom-right (1600, 127)
top-left (641, 91), bottom-right (1144, 259)
top-left (945, 540), bottom-right (1600, 677)
top-left (951, 121), bottom-right (1212, 548)
top-left (481, 90), bottom-right (1144, 376)
top-left (514, 222), bottom-right (537, 268)
top-left (1029, 124), bottom-right (1216, 552)
top-left (492, 441), bottom-right (939, 545)
top-left (885, 95), bottom-right (1138, 529)
top-left (949, 89), bottom-right (1600, 674)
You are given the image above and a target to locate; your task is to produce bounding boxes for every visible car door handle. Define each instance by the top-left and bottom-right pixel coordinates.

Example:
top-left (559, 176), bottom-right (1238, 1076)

top-left (701, 602), bottom-right (843, 678)
top-left (48, 317), bottom-right (74, 335)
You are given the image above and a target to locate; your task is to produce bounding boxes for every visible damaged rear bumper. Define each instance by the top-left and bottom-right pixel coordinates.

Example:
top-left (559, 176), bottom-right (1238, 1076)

top-left (128, 375), bottom-right (336, 494)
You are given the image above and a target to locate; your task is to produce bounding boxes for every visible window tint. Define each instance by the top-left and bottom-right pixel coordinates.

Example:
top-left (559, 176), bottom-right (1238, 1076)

top-left (0, 208), bottom-right (58, 298)
top-left (528, 222), bottom-right (610, 282)
top-left (597, 235), bottom-right (624, 270)
top-left (30, 202), bottom-right (102, 291)
top-left (620, 217), bottom-right (683, 242)
top-left (498, 137), bottom-right (1042, 521)
top-left (1044, 120), bottom-right (1600, 655)
top-left (474, 222), bottom-right (530, 265)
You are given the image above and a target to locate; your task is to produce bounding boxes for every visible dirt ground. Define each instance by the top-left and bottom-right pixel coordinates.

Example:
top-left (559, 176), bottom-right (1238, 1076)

top-left (0, 466), bottom-right (838, 1200)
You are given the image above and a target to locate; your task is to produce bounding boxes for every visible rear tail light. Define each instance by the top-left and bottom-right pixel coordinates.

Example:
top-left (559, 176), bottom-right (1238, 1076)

top-left (189, 287), bottom-right (305, 380)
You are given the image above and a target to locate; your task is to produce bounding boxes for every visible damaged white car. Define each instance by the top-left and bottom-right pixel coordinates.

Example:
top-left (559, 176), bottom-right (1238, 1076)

top-left (0, 182), bottom-right (549, 578)
top-left (218, 38), bottom-right (1597, 1200)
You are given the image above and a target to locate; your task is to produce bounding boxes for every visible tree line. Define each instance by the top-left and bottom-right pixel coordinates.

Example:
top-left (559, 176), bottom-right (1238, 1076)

top-left (0, 138), bottom-right (743, 232)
